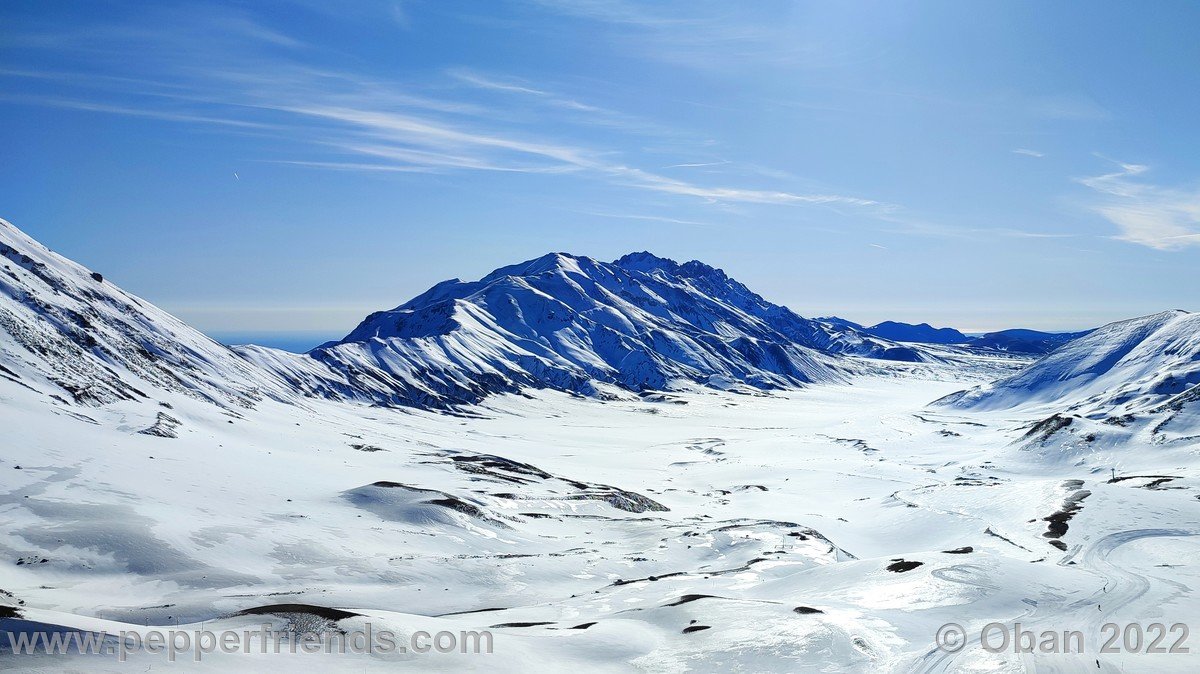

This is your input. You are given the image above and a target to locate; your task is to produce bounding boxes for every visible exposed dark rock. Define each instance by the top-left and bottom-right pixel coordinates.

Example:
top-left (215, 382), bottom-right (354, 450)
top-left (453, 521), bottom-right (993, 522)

top-left (236, 604), bottom-right (360, 621)
top-left (886, 560), bottom-right (924, 573)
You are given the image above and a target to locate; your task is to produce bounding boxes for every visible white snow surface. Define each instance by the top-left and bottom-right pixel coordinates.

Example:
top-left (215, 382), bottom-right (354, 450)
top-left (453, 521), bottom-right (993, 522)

top-left (1, 218), bottom-right (1198, 672)
top-left (937, 310), bottom-right (1200, 443)
top-left (0, 219), bottom-right (293, 409)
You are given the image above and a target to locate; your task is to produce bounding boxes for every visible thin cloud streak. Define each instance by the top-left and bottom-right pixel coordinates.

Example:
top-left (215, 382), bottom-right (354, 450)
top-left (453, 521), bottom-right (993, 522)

top-left (448, 69), bottom-right (551, 98)
top-left (524, 0), bottom-right (853, 70)
top-left (256, 160), bottom-right (441, 173)
top-left (1, 5), bottom-right (891, 214)
top-left (880, 217), bottom-right (1077, 241)
top-left (611, 166), bottom-right (884, 208)
top-left (297, 103), bottom-right (885, 207)
top-left (1076, 159), bottom-right (1200, 250)
top-left (581, 211), bottom-right (710, 226)
top-left (445, 67), bottom-right (673, 134)
top-left (0, 94), bottom-right (270, 129)
top-left (662, 160), bottom-right (731, 169)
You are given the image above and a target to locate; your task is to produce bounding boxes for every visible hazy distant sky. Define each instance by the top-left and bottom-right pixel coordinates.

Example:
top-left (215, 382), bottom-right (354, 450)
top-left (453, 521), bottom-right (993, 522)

top-left (3, 1), bottom-right (1198, 334)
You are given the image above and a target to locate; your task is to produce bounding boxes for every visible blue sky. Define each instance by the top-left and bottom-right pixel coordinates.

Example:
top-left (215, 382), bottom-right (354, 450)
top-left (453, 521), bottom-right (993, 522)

top-left (3, 0), bottom-right (1199, 342)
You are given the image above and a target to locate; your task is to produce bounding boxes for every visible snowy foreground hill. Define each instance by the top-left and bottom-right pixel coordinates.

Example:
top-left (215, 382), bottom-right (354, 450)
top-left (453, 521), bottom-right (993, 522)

top-left (937, 310), bottom-right (1200, 446)
top-left (2, 217), bottom-right (1199, 672)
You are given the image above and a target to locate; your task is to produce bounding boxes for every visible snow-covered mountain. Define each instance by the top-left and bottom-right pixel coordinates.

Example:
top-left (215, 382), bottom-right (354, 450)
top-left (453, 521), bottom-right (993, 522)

top-left (245, 251), bottom-right (940, 408)
top-left (1, 219), bottom-right (935, 411)
top-left (935, 310), bottom-right (1200, 441)
top-left (0, 218), bottom-right (292, 411)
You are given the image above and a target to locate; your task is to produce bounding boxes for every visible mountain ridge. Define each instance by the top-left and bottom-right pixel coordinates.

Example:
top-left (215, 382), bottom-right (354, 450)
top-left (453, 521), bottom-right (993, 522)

top-left (0, 217), bottom-right (291, 409)
top-left (822, 316), bottom-right (1091, 354)
top-left (0, 219), bottom-right (936, 410)
top-left (934, 309), bottom-right (1200, 443)
top-left (303, 249), bottom-right (906, 406)
top-left (862, 321), bottom-right (971, 345)
top-left (0, 217), bottom-right (1113, 413)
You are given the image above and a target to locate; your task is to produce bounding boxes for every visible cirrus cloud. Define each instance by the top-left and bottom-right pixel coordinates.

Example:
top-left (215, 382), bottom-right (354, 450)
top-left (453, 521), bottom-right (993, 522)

top-left (1077, 159), bottom-right (1200, 250)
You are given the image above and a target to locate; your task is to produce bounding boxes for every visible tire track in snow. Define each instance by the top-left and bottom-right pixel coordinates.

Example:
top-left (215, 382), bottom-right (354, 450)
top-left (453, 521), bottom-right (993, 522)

top-left (911, 528), bottom-right (1199, 674)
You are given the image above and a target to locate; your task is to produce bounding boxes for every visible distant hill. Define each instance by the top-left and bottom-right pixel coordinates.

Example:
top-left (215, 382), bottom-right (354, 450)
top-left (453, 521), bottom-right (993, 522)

top-left (862, 321), bottom-right (970, 345)
top-left (968, 328), bottom-right (1092, 354)
top-left (819, 317), bottom-right (1091, 355)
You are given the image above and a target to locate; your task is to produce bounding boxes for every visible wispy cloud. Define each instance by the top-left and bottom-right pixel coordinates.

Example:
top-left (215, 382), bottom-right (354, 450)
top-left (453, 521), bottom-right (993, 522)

top-left (580, 211), bottom-right (709, 226)
top-left (448, 69), bottom-right (550, 97)
top-left (1012, 148), bottom-right (1044, 158)
top-left (1076, 158), bottom-right (1200, 250)
top-left (662, 160), bottom-right (731, 169)
top-left (445, 67), bottom-right (669, 134)
top-left (523, 0), bottom-right (854, 70)
top-left (256, 160), bottom-right (441, 173)
top-left (7, 6), bottom-right (306, 54)
top-left (0, 94), bottom-right (269, 129)
top-left (1026, 93), bottom-right (1111, 121)
top-left (1, 4), bottom-right (888, 215)
top-left (295, 104), bottom-right (885, 207)
top-left (610, 166), bottom-right (884, 208)
top-left (991, 228), bottom-right (1075, 239)
top-left (277, 0), bottom-right (414, 31)
top-left (880, 218), bottom-right (1076, 241)
top-left (525, 0), bottom-right (678, 26)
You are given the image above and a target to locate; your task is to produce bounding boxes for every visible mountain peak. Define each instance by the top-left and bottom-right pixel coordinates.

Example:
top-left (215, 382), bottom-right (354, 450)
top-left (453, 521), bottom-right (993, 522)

top-left (613, 251), bottom-right (681, 274)
top-left (480, 252), bottom-right (596, 284)
top-left (614, 251), bottom-right (730, 283)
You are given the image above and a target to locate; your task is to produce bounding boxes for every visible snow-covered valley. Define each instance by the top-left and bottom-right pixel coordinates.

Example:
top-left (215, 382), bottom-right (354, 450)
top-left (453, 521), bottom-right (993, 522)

top-left (5, 369), bottom-right (1199, 672)
top-left (2, 218), bottom-right (1198, 671)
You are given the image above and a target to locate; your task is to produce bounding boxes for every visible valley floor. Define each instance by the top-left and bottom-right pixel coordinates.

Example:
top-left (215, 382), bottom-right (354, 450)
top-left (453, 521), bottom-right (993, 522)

top-left (2, 363), bottom-right (1198, 672)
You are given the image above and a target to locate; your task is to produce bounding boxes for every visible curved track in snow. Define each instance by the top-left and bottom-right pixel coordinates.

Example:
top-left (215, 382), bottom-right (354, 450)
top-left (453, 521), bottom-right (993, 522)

top-left (912, 528), bottom-right (1199, 674)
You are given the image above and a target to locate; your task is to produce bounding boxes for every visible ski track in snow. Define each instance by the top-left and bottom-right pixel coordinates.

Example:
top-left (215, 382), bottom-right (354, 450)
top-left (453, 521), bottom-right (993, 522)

top-left (915, 528), bottom-right (1200, 673)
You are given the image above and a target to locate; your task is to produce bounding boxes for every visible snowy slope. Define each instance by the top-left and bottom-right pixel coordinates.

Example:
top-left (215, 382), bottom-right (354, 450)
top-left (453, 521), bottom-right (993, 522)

top-left (935, 310), bottom-right (1200, 442)
top-left (0, 218), bottom-right (294, 410)
top-left (278, 251), bottom-right (932, 408)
